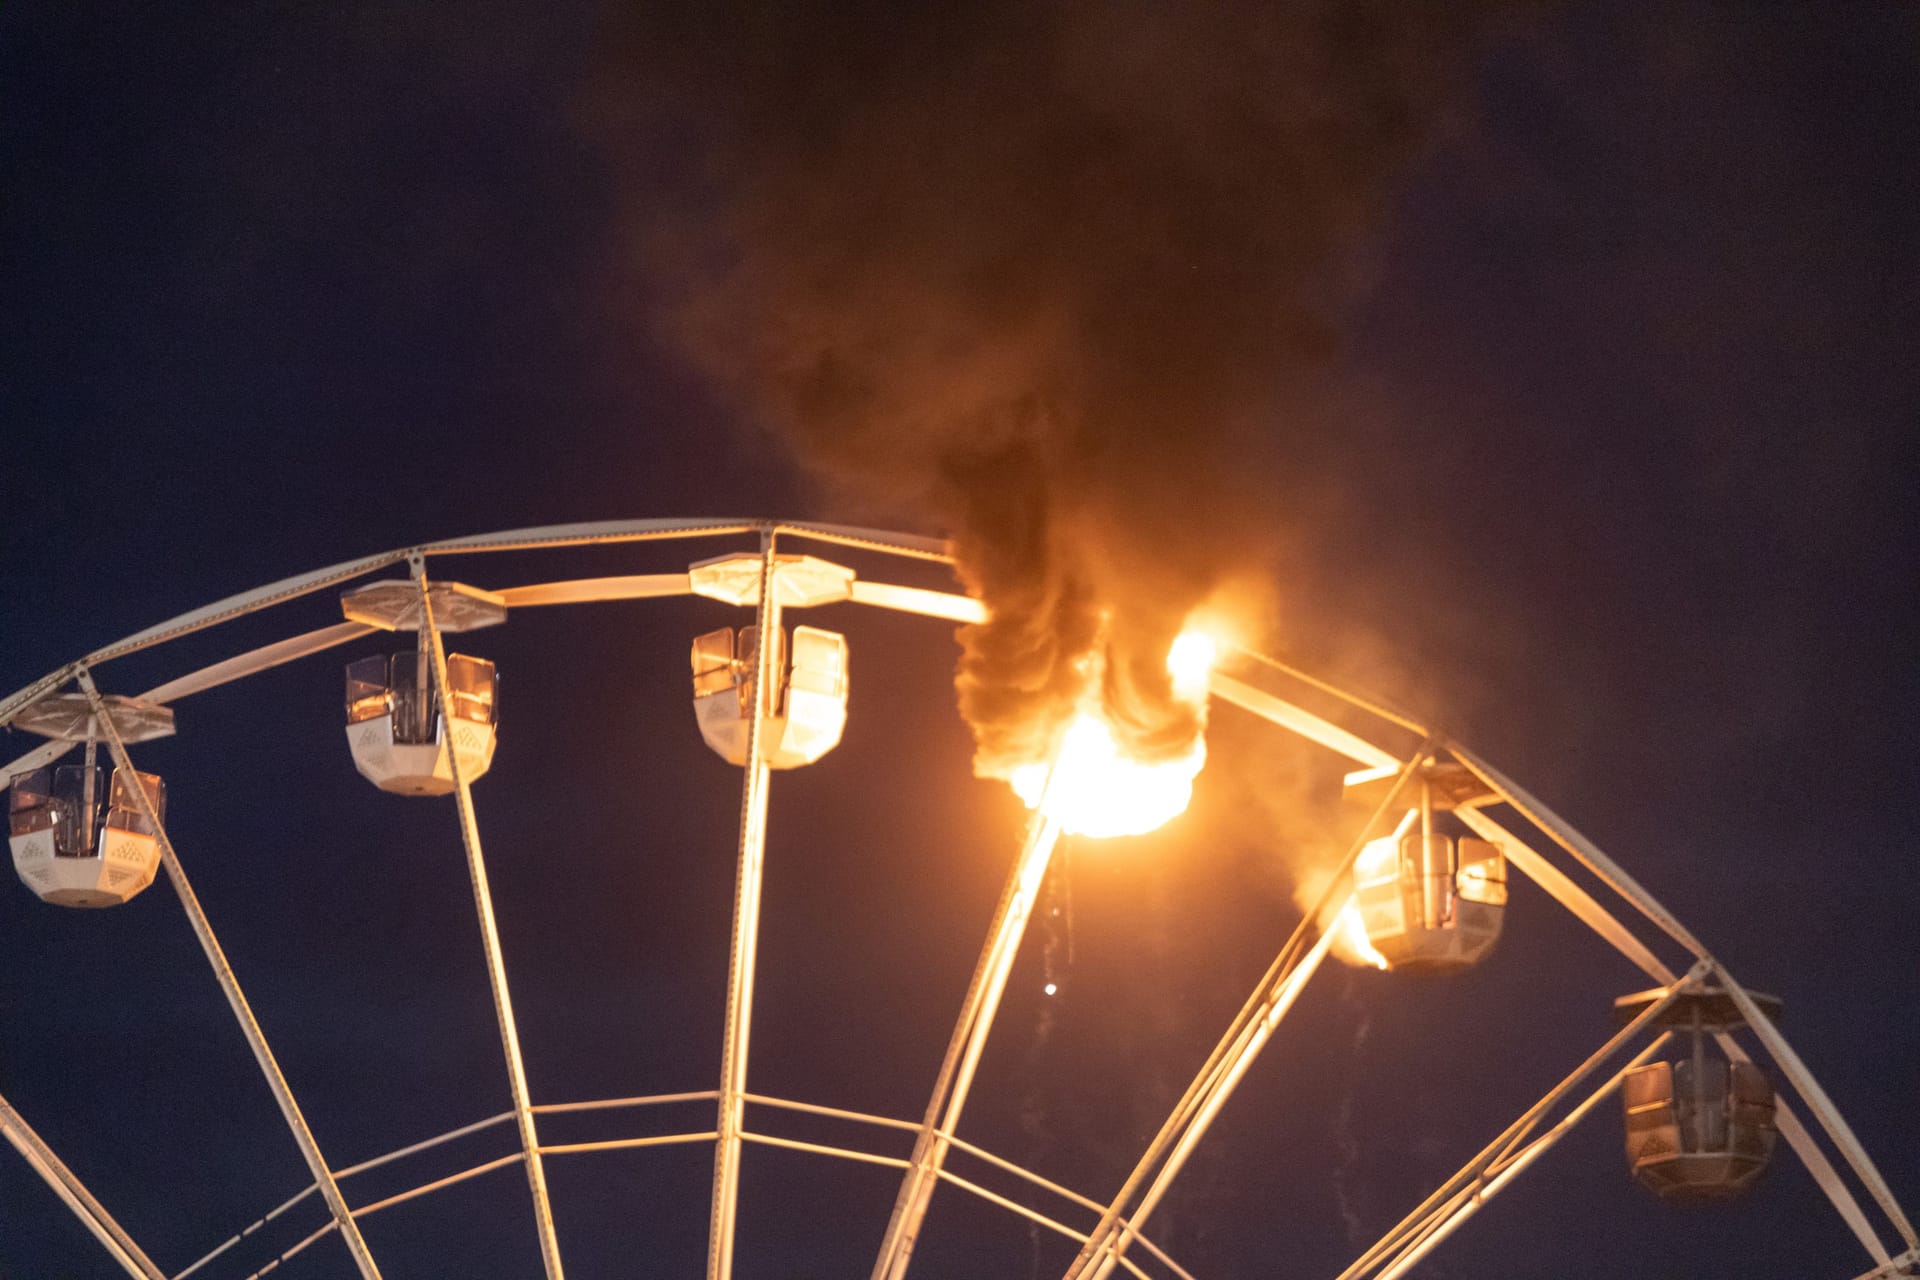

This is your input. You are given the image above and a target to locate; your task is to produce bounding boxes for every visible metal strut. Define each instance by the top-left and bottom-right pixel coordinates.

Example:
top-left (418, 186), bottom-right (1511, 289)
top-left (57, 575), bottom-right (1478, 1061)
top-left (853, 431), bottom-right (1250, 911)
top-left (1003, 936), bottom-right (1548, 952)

top-left (707, 529), bottom-right (782, 1280)
top-left (1065, 744), bottom-right (1437, 1280)
top-left (75, 670), bottom-right (385, 1280)
top-left (872, 794), bottom-right (1066, 1280)
top-left (416, 568), bottom-right (567, 1280)
top-left (0, 1087), bottom-right (165, 1280)
top-left (1337, 970), bottom-right (1704, 1280)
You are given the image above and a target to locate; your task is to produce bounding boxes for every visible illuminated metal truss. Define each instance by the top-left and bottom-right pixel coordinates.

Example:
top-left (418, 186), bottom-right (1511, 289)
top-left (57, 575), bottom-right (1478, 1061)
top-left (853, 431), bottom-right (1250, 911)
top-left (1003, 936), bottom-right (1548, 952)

top-left (0, 517), bottom-right (1913, 1279)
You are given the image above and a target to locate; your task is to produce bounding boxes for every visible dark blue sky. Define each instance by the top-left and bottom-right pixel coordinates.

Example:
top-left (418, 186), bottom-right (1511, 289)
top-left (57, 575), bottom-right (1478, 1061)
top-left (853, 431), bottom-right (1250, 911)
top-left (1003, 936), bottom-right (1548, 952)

top-left (2, 5), bottom-right (1916, 1278)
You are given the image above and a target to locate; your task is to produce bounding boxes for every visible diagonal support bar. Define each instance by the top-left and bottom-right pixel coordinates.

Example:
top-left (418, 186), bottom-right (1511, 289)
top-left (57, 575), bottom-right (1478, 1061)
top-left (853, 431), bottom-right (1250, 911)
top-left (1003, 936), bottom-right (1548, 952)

top-left (1337, 968), bottom-right (1704, 1280)
top-left (76, 670), bottom-right (384, 1280)
top-left (872, 802), bottom-right (1065, 1280)
top-left (0, 1087), bottom-right (166, 1280)
top-left (1453, 808), bottom-right (1679, 985)
top-left (1452, 745), bottom-right (1710, 959)
top-left (1849, 1248), bottom-right (1920, 1280)
top-left (1451, 758), bottom-right (1905, 1264)
top-left (1080, 909), bottom-right (1340, 1280)
top-left (708, 531), bottom-right (782, 1280)
top-left (416, 570), bottom-right (566, 1280)
top-left (1716, 964), bottom-right (1917, 1253)
top-left (1066, 745), bottom-right (1437, 1280)
top-left (1368, 1033), bottom-right (1672, 1280)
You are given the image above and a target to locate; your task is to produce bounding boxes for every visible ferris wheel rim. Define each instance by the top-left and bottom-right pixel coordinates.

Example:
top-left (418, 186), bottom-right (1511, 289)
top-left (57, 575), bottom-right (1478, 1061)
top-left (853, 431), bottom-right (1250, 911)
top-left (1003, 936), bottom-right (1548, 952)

top-left (1, 517), bottom-right (1912, 1279)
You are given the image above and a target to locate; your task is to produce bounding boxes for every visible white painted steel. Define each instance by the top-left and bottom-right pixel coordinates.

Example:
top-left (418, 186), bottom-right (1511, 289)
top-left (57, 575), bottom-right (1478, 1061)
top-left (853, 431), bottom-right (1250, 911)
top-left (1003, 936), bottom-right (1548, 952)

top-left (417, 571), bottom-right (567, 1280)
top-left (773, 521), bottom-right (955, 563)
top-left (139, 622), bottom-right (375, 706)
top-left (1231, 646), bottom-right (1430, 738)
top-left (707, 533), bottom-right (782, 1280)
top-left (1084, 915), bottom-right (1340, 1280)
top-left (0, 1089), bottom-right (165, 1280)
top-left (1208, 672), bottom-right (1401, 771)
top-left (86, 551), bottom-right (408, 669)
top-left (75, 671), bottom-right (385, 1280)
top-left (420, 517), bottom-right (762, 555)
top-left (0, 522), bottom-right (1905, 1279)
top-left (847, 579), bottom-right (987, 624)
top-left (872, 805), bottom-right (1064, 1280)
top-left (1067, 748), bottom-right (1433, 1280)
top-left (495, 573), bottom-right (693, 608)
top-left (1715, 1030), bottom-right (1890, 1264)
top-left (1, 738), bottom-right (73, 785)
top-left (1849, 1248), bottom-right (1920, 1280)
top-left (1452, 745), bottom-right (1711, 959)
top-left (1336, 973), bottom-right (1701, 1280)
top-left (1717, 967), bottom-right (1918, 1251)
top-left (1453, 807), bottom-right (1679, 985)
top-left (1369, 1034), bottom-right (1674, 1280)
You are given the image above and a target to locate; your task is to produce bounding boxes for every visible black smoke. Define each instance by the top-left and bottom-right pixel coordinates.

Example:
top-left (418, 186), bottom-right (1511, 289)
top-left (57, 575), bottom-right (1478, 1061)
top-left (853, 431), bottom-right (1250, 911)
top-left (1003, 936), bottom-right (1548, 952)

top-left (598, 1), bottom-right (1532, 779)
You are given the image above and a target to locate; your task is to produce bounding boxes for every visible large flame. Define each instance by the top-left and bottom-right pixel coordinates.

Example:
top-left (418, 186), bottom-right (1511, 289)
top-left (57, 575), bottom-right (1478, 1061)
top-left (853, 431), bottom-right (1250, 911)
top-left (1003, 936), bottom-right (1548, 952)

top-left (1010, 631), bottom-right (1216, 839)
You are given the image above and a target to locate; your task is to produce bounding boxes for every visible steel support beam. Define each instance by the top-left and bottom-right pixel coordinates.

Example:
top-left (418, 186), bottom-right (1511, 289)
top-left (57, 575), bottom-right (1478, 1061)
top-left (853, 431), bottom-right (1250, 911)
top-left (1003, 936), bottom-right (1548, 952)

top-left (0, 1088), bottom-right (165, 1280)
top-left (77, 670), bottom-right (383, 1280)
top-left (1066, 746), bottom-right (1434, 1280)
top-left (1081, 911), bottom-right (1340, 1280)
top-left (1336, 967), bottom-right (1702, 1280)
top-left (1453, 808), bottom-right (1679, 985)
top-left (1452, 745), bottom-right (1710, 959)
top-left (707, 532), bottom-right (783, 1280)
top-left (1369, 1033), bottom-right (1672, 1280)
top-left (417, 570), bottom-right (566, 1280)
top-left (1717, 964), bottom-right (1917, 1254)
top-left (872, 804), bottom-right (1065, 1280)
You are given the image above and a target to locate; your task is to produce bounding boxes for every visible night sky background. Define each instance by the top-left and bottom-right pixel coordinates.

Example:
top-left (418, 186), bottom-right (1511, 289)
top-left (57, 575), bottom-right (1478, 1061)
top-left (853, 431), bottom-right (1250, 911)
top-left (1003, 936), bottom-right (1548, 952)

top-left (2, 4), bottom-right (1917, 1279)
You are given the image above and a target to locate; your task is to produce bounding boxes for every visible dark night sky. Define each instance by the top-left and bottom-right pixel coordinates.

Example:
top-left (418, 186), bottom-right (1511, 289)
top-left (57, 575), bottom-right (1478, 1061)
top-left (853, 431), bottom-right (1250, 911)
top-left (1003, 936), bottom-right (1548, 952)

top-left (2, 5), bottom-right (1917, 1279)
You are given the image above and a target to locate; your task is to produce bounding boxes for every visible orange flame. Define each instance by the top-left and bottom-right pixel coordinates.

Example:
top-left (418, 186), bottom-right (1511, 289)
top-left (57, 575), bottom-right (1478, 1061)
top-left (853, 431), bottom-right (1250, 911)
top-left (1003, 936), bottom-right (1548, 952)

top-left (1010, 631), bottom-right (1216, 839)
top-left (1331, 900), bottom-right (1389, 970)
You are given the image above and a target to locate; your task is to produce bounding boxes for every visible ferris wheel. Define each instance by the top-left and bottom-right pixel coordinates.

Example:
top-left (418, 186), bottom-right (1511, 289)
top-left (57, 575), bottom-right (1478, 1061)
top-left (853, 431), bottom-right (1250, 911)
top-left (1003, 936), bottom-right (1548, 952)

top-left (0, 517), bottom-right (1912, 1280)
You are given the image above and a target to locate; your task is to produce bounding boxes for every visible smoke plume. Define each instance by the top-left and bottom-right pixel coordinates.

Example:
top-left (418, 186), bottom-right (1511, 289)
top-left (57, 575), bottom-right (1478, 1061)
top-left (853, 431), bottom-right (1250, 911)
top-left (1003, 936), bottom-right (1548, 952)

top-left (601, 1), bottom-right (1527, 779)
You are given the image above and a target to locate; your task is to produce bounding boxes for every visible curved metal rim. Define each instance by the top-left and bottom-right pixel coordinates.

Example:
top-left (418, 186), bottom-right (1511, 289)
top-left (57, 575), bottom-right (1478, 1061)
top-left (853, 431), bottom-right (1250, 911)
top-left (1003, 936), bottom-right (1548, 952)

top-left (1, 519), bottom-right (1910, 1280)
top-left (174, 1092), bottom-right (1190, 1280)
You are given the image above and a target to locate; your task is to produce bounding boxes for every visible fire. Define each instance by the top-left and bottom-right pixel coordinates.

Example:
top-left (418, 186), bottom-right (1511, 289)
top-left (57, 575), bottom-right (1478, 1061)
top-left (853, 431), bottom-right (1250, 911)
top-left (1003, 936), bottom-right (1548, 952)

top-left (1332, 901), bottom-right (1389, 970)
top-left (1166, 631), bottom-right (1217, 702)
top-left (1009, 629), bottom-right (1216, 839)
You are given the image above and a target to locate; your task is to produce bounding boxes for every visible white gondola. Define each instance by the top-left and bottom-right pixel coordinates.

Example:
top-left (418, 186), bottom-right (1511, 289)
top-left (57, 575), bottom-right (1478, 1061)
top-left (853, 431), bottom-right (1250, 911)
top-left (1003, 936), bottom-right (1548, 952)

top-left (1348, 763), bottom-right (1507, 972)
top-left (344, 651), bottom-right (499, 796)
top-left (692, 624), bottom-right (849, 768)
top-left (8, 765), bottom-right (165, 908)
top-left (338, 578), bottom-right (506, 796)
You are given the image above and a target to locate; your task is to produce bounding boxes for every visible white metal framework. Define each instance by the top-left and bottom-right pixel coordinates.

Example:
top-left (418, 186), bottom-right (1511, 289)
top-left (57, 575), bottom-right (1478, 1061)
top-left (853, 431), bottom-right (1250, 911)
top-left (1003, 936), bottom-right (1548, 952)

top-left (0, 516), bottom-right (1912, 1279)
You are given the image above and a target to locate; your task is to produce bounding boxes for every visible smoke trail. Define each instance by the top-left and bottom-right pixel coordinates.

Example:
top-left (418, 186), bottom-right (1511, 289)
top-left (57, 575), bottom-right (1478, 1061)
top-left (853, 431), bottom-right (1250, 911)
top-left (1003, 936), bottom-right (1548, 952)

top-left (602, 1), bottom-right (1530, 777)
top-left (1332, 997), bottom-right (1375, 1244)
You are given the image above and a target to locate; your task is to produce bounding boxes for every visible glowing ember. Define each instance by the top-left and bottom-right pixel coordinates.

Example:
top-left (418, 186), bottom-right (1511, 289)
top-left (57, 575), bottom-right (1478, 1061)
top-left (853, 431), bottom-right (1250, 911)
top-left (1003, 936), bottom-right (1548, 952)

top-left (1333, 900), bottom-right (1390, 970)
top-left (1009, 629), bottom-right (1215, 839)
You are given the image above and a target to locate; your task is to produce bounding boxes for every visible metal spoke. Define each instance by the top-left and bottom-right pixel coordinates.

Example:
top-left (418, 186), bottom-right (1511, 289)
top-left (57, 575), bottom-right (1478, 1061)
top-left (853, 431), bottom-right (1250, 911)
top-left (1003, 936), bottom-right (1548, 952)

top-left (77, 670), bottom-right (384, 1280)
top-left (871, 802), bottom-right (1064, 1280)
top-left (707, 531), bottom-right (781, 1280)
top-left (1065, 745), bottom-right (1435, 1280)
top-left (0, 1088), bottom-right (165, 1280)
top-left (416, 566), bottom-right (567, 1280)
